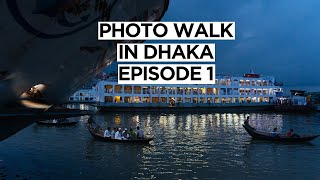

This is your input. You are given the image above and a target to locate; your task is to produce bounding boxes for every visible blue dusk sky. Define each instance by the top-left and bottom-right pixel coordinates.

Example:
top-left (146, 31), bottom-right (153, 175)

top-left (109, 0), bottom-right (320, 90)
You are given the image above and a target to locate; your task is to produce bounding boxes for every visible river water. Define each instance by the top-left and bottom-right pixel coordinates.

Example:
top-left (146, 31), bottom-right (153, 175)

top-left (1, 104), bottom-right (320, 179)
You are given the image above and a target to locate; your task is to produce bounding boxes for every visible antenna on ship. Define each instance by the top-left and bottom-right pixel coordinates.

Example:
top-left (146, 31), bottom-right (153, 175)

top-left (250, 68), bottom-right (255, 74)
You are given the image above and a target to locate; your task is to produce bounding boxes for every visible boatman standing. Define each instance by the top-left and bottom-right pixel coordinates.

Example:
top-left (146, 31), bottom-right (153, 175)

top-left (244, 116), bottom-right (250, 127)
top-left (244, 116), bottom-right (255, 131)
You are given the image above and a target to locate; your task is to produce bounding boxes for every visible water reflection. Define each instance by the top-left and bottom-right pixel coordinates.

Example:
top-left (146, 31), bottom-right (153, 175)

top-left (1, 106), bottom-right (320, 179)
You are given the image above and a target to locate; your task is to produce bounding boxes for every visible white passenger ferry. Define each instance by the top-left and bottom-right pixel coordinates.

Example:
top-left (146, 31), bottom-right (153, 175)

top-left (94, 73), bottom-right (284, 111)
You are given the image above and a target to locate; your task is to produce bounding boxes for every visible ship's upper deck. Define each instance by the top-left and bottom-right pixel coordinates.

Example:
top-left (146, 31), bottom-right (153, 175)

top-left (99, 73), bottom-right (280, 87)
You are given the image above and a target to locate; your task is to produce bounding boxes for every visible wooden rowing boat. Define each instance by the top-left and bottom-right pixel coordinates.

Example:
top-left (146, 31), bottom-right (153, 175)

top-left (243, 124), bottom-right (320, 142)
top-left (87, 124), bottom-right (153, 143)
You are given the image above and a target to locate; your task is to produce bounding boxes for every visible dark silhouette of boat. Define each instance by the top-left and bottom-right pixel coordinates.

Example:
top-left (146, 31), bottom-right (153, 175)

top-left (36, 119), bottom-right (79, 126)
top-left (243, 124), bottom-right (319, 142)
top-left (87, 124), bottom-right (153, 144)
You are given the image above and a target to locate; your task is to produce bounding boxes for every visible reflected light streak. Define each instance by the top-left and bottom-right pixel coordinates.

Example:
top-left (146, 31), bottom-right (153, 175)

top-left (168, 114), bottom-right (176, 130)
top-left (159, 115), bottom-right (167, 128)
top-left (114, 115), bottom-right (121, 125)
top-left (199, 114), bottom-right (206, 129)
top-left (185, 114), bottom-right (192, 130)
top-left (133, 115), bottom-right (140, 126)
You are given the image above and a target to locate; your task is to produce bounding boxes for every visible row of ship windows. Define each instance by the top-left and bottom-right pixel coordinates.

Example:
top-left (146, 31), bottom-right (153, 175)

top-left (214, 79), bottom-right (274, 86)
top-left (106, 96), bottom-right (273, 103)
top-left (73, 93), bottom-right (95, 97)
top-left (103, 79), bottom-right (274, 90)
top-left (104, 86), bottom-right (280, 95)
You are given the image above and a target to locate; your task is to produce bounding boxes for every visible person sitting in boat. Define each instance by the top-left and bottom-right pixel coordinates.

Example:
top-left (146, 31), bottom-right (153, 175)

top-left (104, 127), bottom-right (111, 138)
top-left (111, 128), bottom-right (116, 139)
top-left (287, 129), bottom-right (300, 138)
top-left (122, 128), bottom-right (129, 140)
top-left (271, 128), bottom-right (280, 137)
top-left (115, 128), bottom-right (122, 140)
top-left (136, 126), bottom-right (144, 139)
top-left (129, 128), bottom-right (137, 139)
top-left (118, 128), bottom-right (123, 137)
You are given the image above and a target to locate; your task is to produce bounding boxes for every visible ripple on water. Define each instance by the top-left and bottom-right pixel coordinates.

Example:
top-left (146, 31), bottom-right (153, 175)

top-left (1, 109), bottom-right (320, 179)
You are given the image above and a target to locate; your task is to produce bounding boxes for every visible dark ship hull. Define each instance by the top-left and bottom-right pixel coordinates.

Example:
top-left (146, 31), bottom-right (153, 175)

top-left (0, 0), bottom-right (169, 107)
